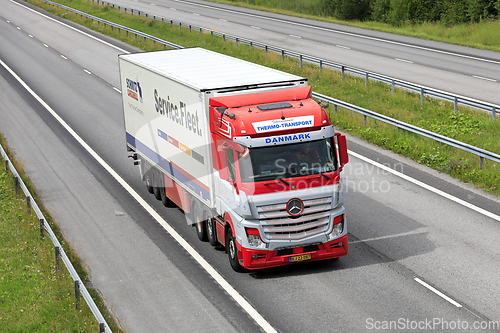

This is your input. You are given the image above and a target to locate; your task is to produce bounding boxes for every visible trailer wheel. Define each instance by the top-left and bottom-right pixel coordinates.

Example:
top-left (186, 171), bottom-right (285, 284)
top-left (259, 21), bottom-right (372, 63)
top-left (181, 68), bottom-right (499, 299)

top-left (194, 203), bottom-right (207, 242)
top-left (204, 208), bottom-right (217, 246)
top-left (144, 170), bottom-right (154, 194)
top-left (151, 170), bottom-right (162, 200)
top-left (227, 229), bottom-right (244, 272)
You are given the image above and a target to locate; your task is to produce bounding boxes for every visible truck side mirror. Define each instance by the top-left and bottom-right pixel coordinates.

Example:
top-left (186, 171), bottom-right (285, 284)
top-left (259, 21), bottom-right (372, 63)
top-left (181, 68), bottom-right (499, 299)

top-left (335, 133), bottom-right (349, 170)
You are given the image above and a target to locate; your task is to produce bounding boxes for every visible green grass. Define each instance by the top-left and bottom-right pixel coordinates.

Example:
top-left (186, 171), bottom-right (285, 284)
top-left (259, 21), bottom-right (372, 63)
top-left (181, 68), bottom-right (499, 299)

top-left (206, 0), bottom-right (500, 53)
top-left (28, 0), bottom-right (500, 195)
top-left (0, 135), bottom-right (122, 332)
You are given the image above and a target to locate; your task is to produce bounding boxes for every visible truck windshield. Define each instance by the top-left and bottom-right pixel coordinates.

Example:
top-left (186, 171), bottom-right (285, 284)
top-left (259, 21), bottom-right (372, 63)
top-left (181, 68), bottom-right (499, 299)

top-left (239, 138), bottom-right (338, 183)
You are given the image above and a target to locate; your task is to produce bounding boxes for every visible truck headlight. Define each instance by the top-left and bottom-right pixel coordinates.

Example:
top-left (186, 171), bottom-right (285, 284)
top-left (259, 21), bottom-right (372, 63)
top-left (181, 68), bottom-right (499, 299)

top-left (327, 215), bottom-right (344, 241)
top-left (246, 228), bottom-right (267, 249)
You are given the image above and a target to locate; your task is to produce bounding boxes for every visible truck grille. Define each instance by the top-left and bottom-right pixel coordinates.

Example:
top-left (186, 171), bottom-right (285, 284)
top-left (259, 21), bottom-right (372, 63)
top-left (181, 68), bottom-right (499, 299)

top-left (257, 197), bottom-right (331, 240)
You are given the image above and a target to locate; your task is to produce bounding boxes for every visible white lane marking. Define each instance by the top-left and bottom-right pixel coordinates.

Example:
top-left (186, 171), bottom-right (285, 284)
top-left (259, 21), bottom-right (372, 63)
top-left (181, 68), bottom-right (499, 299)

top-left (349, 228), bottom-right (428, 244)
top-left (336, 45), bottom-right (350, 50)
top-left (219, 18), bottom-right (227, 22)
top-left (61, 55), bottom-right (67, 60)
top-left (6, 20), bottom-right (10, 23)
top-left (10, 0), bottom-right (129, 54)
top-left (170, 8), bottom-right (176, 10)
top-left (83, 69), bottom-right (92, 75)
top-left (28, 34), bottom-right (33, 38)
top-left (113, 87), bottom-right (122, 94)
top-left (395, 58), bottom-right (413, 64)
top-left (172, 0), bottom-right (500, 66)
top-left (193, 13), bottom-right (200, 16)
top-left (289, 34), bottom-right (301, 39)
top-left (0, 59), bottom-right (278, 333)
top-left (473, 75), bottom-right (497, 82)
top-left (17, 26), bottom-right (21, 30)
top-left (150, 3), bottom-right (155, 5)
top-left (349, 150), bottom-right (500, 223)
top-left (43, 43), bottom-right (49, 48)
top-left (251, 26), bottom-right (261, 29)
top-left (414, 278), bottom-right (462, 307)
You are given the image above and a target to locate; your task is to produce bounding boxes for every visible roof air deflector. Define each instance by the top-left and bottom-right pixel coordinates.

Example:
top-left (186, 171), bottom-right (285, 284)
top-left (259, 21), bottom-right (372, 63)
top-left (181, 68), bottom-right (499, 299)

top-left (257, 102), bottom-right (292, 111)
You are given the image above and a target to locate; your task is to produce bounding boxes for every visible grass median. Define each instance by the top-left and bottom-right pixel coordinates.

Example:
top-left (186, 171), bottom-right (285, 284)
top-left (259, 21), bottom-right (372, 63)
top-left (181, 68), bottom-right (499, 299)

top-left (0, 136), bottom-right (122, 333)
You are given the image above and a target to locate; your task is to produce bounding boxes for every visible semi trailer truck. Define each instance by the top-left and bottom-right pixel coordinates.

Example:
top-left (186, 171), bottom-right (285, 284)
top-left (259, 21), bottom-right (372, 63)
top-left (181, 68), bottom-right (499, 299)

top-left (119, 48), bottom-right (349, 271)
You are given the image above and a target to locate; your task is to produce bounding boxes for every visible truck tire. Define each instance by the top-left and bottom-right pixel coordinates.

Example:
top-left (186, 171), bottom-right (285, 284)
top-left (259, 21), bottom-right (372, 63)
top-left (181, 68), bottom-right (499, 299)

top-left (194, 203), bottom-right (207, 242)
top-left (227, 230), bottom-right (244, 272)
top-left (204, 208), bottom-right (217, 246)
top-left (144, 170), bottom-right (154, 194)
top-left (152, 170), bottom-right (162, 200)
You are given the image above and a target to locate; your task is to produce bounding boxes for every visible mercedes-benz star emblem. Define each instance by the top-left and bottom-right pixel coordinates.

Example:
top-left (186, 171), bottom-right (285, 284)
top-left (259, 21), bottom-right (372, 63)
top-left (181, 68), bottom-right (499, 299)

top-left (286, 198), bottom-right (304, 216)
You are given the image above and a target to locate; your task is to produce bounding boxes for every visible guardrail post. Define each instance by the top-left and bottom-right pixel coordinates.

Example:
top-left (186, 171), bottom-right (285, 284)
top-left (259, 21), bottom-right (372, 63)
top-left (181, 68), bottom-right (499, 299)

top-left (55, 246), bottom-right (60, 271)
top-left (14, 176), bottom-right (19, 194)
top-left (189, 25), bottom-right (191, 33)
top-left (341, 66), bottom-right (344, 82)
top-left (391, 80), bottom-right (395, 95)
top-left (171, 20), bottom-right (173, 28)
top-left (300, 55), bottom-right (303, 70)
top-left (27, 196), bottom-right (31, 215)
top-left (265, 46), bottom-right (268, 58)
top-left (480, 156), bottom-right (484, 170)
top-left (365, 73), bottom-right (368, 88)
top-left (179, 22), bottom-right (182, 30)
top-left (364, 115), bottom-right (367, 126)
top-left (319, 60), bottom-right (322, 73)
top-left (281, 50), bottom-right (284, 62)
top-left (200, 27), bottom-right (202, 36)
top-left (99, 323), bottom-right (105, 333)
top-left (154, 15), bottom-right (155, 21)
top-left (420, 88), bottom-right (424, 105)
top-left (40, 218), bottom-right (45, 241)
top-left (454, 97), bottom-right (458, 114)
top-left (223, 34), bottom-right (225, 42)
top-left (74, 280), bottom-right (80, 310)
top-left (250, 41), bottom-right (252, 50)
top-left (493, 107), bottom-right (496, 121)
top-left (4, 159), bottom-right (7, 172)
top-left (334, 105), bottom-right (338, 115)
top-left (235, 38), bottom-right (238, 46)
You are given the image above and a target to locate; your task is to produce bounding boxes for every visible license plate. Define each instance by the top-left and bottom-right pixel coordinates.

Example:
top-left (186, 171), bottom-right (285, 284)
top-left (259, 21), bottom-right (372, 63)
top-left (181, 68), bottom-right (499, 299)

top-left (289, 253), bottom-right (312, 263)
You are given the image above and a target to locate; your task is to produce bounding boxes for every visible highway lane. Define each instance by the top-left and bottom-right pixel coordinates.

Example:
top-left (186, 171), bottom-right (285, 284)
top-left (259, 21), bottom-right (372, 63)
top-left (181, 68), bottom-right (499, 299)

top-left (107, 0), bottom-right (500, 105)
top-left (2, 1), bottom-right (500, 332)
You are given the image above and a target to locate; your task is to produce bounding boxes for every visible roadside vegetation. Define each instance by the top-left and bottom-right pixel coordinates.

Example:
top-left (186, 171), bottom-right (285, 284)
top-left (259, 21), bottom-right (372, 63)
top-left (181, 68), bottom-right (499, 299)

top-left (27, 0), bottom-right (500, 195)
top-left (0, 135), bottom-right (122, 332)
top-left (211, 0), bottom-right (500, 52)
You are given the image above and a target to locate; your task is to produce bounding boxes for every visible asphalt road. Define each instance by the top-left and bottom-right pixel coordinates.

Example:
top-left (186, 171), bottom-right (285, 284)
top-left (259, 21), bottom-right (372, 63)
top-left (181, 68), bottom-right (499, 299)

top-left (1, 1), bottom-right (500, 332)
top-left (107, 0), bottom-right (500, 106)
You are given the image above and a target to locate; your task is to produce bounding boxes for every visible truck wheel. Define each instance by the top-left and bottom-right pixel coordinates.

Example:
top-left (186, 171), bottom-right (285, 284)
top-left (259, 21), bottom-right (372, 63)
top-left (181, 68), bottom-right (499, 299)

top-left (152, 170), bottom-right (162, 200)
top-left (227, 230), bottom-right (244, 272)
top-left (194, 204), bottom-right (207, 242)
top-left (204, 208), bottom-right (217, 246)
top-left (144, 170), bottom-right (154, 194)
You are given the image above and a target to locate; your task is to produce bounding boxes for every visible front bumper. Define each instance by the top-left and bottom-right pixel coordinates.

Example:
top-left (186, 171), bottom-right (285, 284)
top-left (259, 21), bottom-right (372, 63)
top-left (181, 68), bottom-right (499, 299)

top-left (238, 234), bottom-right (348, 270)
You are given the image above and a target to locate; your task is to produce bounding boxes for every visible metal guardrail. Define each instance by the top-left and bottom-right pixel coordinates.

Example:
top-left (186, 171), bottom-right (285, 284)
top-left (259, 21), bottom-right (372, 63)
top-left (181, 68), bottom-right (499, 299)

top-left (76, 0), bottom-right (499, 121)
top-left (0, 144), bottom-right (112, 333)
top-left (39, 0), bottom-right (500, 167)
top-left (312, 92), bottom-right (500, 168)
